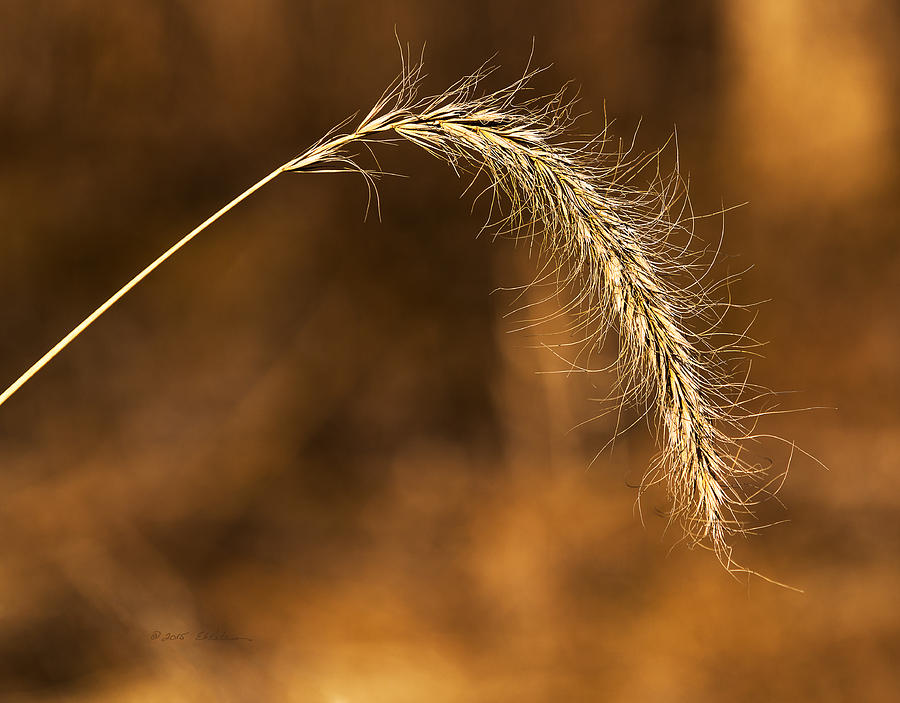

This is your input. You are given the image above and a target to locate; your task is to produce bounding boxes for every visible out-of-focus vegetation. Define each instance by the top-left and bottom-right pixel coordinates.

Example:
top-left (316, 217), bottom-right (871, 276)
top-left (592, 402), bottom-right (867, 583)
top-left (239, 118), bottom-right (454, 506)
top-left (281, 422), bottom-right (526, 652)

top-left (1, 2), bottom-right (898, 701)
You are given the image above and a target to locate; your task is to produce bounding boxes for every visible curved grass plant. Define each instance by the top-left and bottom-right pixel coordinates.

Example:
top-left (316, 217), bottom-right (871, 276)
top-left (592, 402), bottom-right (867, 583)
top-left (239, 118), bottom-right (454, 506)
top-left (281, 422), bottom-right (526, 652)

top-left (0, 55), bottom-right (785, 570)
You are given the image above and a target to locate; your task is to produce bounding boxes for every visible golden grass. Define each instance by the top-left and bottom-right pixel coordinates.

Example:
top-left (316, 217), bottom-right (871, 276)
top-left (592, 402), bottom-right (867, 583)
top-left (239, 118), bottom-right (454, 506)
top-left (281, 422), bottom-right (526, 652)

top-left (0, 54), bottom-right (785, 570)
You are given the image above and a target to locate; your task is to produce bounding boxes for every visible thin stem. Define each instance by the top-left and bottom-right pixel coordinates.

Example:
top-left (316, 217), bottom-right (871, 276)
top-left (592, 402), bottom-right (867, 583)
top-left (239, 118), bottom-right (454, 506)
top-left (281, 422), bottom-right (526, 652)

top-left (0, 164), bottom-right (287, 409)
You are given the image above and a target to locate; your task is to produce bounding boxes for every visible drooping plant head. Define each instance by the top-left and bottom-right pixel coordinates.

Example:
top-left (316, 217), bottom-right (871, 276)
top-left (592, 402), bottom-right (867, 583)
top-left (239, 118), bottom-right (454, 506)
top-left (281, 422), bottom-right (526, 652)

top-left (283, 52), bottom-right (786, 569)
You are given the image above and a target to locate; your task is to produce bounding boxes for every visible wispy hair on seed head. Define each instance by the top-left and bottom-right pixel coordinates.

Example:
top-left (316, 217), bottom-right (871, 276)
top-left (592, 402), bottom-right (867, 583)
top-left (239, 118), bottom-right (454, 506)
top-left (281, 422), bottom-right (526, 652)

top-left (282, 49), bottom-right (786, 569)
top-left (0, 44), bottom-right (793, 575)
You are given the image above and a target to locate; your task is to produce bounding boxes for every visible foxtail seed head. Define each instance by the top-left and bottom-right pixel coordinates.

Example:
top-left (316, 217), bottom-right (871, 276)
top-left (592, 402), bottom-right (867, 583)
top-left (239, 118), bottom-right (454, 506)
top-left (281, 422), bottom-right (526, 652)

top-left (284, 59), bottom-right (776, 565)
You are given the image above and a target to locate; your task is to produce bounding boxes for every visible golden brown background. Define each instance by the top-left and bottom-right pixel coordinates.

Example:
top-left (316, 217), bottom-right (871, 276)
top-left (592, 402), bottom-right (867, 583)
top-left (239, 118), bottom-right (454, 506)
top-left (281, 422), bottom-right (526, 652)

top-left (1, 1), bottom-right (898, 701)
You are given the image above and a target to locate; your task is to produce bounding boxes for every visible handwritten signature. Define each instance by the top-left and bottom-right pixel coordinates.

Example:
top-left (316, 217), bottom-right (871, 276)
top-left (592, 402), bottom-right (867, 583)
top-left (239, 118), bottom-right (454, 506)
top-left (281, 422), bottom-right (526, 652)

top-left (150, 630), bottom-right (252, 642)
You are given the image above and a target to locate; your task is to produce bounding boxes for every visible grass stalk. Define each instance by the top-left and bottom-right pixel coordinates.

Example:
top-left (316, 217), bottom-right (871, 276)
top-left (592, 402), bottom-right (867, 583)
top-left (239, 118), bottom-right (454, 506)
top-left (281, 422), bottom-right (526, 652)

top-left (0, 56), bottom-right (782, 567)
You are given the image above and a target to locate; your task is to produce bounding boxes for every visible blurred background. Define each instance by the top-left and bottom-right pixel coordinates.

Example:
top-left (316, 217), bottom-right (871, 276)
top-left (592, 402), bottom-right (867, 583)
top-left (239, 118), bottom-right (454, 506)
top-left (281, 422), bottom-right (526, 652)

top-left (1, 1), bottom-right (898, 701)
